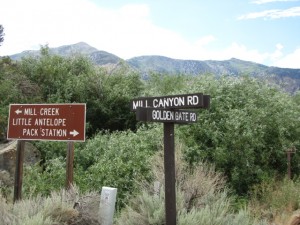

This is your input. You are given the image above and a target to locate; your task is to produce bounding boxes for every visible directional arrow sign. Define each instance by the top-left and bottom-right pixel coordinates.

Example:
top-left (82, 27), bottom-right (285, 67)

top-left (7, 103), bottom-right (86, 142)
top-left (15, 109), bottom-right (22, 115)
top-left (70, 130), bottom-right (79, 137)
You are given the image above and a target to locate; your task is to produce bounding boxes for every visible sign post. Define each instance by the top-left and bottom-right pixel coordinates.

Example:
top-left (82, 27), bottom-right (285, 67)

top-left (7, 103), bottom-right (86, 201)
top-left (164, 122), bottom-right (176, 225)
top-left (131, 93), bottom-right (210, 225)
top-left (66, 142), bottom-right (75, 190)
top-left (13, 140), bottom-right (25, 203)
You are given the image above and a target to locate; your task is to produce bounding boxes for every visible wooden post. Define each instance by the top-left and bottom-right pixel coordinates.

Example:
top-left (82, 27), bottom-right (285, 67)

top-left (14, 140), bottom-right (25, 203)
top-left (287, 147), bottom-right (296, 180)
top-left (164, 123), bottom-right (176, 225)
top-left (287, 150), bottom-right (291, 180)
top-left (66, 142), bottom-right (74, 190)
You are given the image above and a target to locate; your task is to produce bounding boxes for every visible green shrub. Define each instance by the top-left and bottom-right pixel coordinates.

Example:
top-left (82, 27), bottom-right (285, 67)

top-left (23, 125), bottom-right (163, 209)
top-left (179, 75), bottom-right (300, 195)
top-left (76, 125), bottom-right (163, 208)
top-left (23, 157), bottom-right (66, 197)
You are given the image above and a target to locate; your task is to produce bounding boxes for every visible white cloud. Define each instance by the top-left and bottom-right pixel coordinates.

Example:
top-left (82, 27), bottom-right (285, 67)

top-left (238, 7), bottom-right (300, 20)
top-left (0, 0), bottom-right (299, 69)
top-left (270, 43), bottom-right (284, 61)
top-left (0, 0), bottom-right (217, 60)
top-left (276, 43), bottom-right (284, 50)
top-left (183, 42), bottom-right (300, 69)
top-left (272, 48), bottom-right (300, 68)
top-left (0, 0), bottom-right (155, 57)
top-left (195, 35), bottom-right (216, 47)
top-left (209, 42), bottom-right (269, 62)
top-left (251, 0), bottom-right (299, 4)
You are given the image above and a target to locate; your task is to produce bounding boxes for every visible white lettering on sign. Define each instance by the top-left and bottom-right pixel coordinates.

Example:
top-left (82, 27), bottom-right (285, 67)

top-left (152, 110), bottom-right (175, 121)
top-left (153, 97), bottom-right (185, 108)
top-left (132, 100), bottom-right (149, 110)
top-left (23, 128), bottom-right (38, 136)
top-left (187, 95), bottom-right (199, 106)
top-left (131, 93), bottom-right (204, 111)
top-left (12, 118), bottom-right (32, 126)
top-left (22, 108), bottom-right (61, 116)
top-left (40, 108), bottom-right (60, 116)
top-left (175, 111), bottom-right (189, 122)
top-left (150, 110), bottom-right (197, 122)
top-left (34, 118), bottom-right (66, 126)
top-left (190, 113), bottom-right (197, 122)
top-left (41, 128), bottom-right (67, 137)
top-left (24, 108), bottom-right (37, 115)
top-left (21, 128), bottom-right (68, 137)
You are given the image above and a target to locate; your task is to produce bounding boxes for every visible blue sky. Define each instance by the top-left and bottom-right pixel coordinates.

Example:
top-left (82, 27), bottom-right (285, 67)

top-left (0, 0), bottom-right (299, 68)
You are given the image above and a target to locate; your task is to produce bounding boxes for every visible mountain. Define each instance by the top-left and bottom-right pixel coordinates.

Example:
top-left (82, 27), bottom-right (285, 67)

top-left (9, 42), bottom-right (121, 66)
top-left (127, 56), bottom-right (269, 76)
top-left (126, 55), bottom-right (300, 92)
top-left (6, 42), bottom-right (300, 92)
top-left (127, 55), bottom-right (300, 78)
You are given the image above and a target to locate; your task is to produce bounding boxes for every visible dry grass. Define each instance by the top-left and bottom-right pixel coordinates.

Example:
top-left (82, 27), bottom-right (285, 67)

top-left (0, 186), bottom-right (101, 225)
top-left (116, 142), bottom-right (267, 225)
top-left (249, 178), bottom-right (300, 225)
top-left (0, 193), bottom-right (15, 225)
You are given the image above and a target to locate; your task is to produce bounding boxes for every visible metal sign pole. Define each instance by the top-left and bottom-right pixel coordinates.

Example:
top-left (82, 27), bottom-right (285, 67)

top-left (164, 122), bottom-right (176, 225)
top-left (13, 140), bottom-right (25, 202)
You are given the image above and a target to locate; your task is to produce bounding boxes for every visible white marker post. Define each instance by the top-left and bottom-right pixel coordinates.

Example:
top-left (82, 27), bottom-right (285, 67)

top-left (99, 186), bottom-right (117, 225)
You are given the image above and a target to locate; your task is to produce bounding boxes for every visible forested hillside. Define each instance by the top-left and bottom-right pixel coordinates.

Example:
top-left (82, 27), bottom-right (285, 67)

top-left (1, 47), bottom-right (300, 224)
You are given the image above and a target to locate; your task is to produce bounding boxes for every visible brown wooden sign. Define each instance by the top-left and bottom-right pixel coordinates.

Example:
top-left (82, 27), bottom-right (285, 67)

top-left (130, 93), bottom-right (210, 111)
top-left (7, 103), bottom-right (86, 142)
top-left (136, 108), bottom-right (197, 124)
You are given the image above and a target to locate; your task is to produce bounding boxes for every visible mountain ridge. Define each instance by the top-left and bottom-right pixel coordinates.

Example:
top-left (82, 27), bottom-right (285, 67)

top-left (6, 42), bottom-right (300, 92)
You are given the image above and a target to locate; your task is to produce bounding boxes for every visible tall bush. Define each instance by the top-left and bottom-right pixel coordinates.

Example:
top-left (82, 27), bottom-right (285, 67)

top-left (179, 75), bottom-right (300, 194)
top-left (23, 125), bottom-right (163, 209)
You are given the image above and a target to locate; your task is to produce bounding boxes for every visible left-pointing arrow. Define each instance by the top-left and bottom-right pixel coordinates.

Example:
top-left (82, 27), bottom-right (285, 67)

top-left (70, 130), bottom-right (79, 137)
top-left (15, 109), bottom-right (22, 115)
